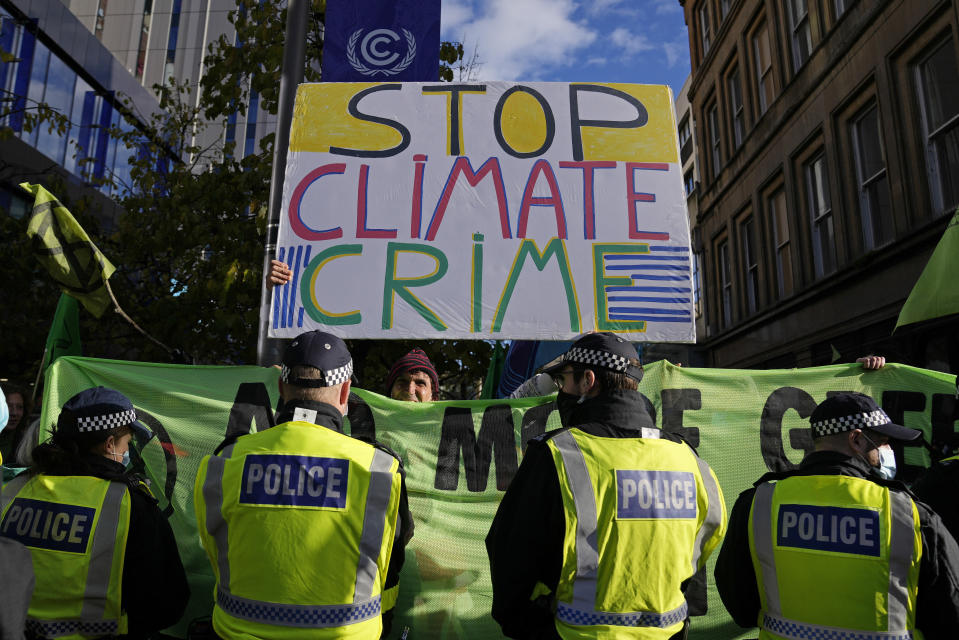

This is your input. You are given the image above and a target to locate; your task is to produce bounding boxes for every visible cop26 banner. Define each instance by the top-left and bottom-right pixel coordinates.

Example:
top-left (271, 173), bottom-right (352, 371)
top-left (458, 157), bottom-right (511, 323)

top-left (37, 357), bottom-right (958, 639)
top-left (322, 0), bottom-right (441, 81)
top-left (271, 82), bottom-right (693, 342)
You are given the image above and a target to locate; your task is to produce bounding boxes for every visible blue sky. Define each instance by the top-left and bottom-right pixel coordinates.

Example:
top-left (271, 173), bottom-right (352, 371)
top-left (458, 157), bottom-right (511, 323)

top-left (440, 0), bottom-right (692, 97)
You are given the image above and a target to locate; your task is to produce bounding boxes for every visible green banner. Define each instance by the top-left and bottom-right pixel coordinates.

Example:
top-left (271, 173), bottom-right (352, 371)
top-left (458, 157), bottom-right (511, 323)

top-left (41, 357), bottom-right (958, 639)
top-left (896, 207), bottom-right (959, 329)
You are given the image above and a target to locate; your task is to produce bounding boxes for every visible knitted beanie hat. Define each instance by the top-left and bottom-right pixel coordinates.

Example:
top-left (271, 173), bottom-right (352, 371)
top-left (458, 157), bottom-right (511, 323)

top-left (385, 349), bottom-right (439, 399)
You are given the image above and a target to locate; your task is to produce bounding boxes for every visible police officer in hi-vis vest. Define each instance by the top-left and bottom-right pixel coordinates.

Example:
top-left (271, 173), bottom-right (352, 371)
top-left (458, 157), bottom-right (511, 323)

top-left (0, 387), bottom-right (189, 639)
top-left (486, 332), bottom-right (727, 640)
top-left (715, 391), bottom-right (959, 639)
top-left (195, 330), bottom-right (409, 640)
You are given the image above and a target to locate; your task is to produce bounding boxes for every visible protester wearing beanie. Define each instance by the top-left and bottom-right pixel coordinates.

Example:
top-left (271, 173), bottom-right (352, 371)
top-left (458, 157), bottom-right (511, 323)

top-left (385, 349), bottom-right (439, 402)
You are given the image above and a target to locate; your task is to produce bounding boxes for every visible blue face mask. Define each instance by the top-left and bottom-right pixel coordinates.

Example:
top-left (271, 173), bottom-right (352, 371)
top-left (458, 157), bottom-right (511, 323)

top-left (876, 445), bottom-right (897, 480)
top-left (110, 447), bottom-right (131, 469)
top-left (861, 433), bottom-right (897, 480)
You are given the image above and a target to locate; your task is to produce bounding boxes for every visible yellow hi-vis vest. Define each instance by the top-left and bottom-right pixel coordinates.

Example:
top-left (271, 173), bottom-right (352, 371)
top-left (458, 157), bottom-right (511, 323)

top-left (194, 420), bottom-right (402, 640)
top-left (0, 474), bottom-right (131, 639)
top-left (546, 428), bottom-right (727, 639)
top-left (748, 474), bottom-right (923, 640)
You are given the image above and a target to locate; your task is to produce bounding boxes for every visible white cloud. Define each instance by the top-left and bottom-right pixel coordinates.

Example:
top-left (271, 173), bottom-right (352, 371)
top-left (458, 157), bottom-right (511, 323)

top-left (662, 31), bottom-right (690, 70)
top-left (653, 0), bottom-right (682, 15)
top-left (586, 56), bottom-right (608, 66)
top-left (587, 0), bottom-right (626, 15)
top-left (610, 27), bottom-right (655, 58)
top-left (440, 0), bottom-right (598, 81)
top-left (441, 0), bottom-right (474, 34)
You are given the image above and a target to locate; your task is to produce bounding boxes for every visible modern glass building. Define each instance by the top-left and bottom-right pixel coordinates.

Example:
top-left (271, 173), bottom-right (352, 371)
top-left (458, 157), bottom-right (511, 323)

top-left (0, 0), bottom-right (170, 218)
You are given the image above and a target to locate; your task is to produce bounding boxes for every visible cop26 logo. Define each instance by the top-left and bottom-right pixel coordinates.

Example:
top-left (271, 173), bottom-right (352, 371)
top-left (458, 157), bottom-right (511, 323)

top-left (347, 28), bottom-right (417, 76)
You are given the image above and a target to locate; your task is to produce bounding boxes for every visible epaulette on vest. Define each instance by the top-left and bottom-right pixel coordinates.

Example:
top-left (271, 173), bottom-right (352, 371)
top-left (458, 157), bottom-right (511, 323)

top-left (354, 437), bottom-right (405, 469)
top-left (529, 427), bottom-right (570, 445)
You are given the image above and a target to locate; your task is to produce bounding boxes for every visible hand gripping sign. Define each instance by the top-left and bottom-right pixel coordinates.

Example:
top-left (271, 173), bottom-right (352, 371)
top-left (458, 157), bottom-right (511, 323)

top-left (272, 82), bottom-right (694, 342)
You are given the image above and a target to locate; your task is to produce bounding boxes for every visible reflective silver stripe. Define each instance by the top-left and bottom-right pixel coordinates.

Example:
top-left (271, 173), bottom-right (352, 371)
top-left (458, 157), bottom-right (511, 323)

top-left (557, 600), bottom-right (688, 628)
top-left (762, 612), bottom-right (913, 640)
top-left (1, 473), bottom-right (30, 512)
top-left (354, 449), bottom-right (395, 602)
top-left (751, 482), bottom-right (781, 616)
top-left (551, 430), bottom-right (599, 612)
top-left (202, 445), bottom-right (234, 589)
top-left (26, 617), bottom-right (119, 638)
top-left (80, 481), bottom-right (127, 621)
top-left (217, 586), bottom-right (381, 628)
top-left (691, 456), bottom-right (722, 573)
top-left (887, 491), bottom-right (917, 631)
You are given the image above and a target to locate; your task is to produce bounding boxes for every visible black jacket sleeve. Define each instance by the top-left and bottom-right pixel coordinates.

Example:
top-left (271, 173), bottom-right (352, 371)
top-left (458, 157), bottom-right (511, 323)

top-left (485, 439), bottom-right (564, 640)
top-left (713, 487), bottom-right (760, 628)
top-left (913, 461), bottom-right (959, 541)
top-left (121, 483), bottom-right (190, 639)
top-left (914, 500), bottom-right (959, 636)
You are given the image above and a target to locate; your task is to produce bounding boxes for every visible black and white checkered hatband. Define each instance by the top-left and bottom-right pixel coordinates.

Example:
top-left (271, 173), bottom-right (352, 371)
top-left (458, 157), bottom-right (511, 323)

top-left (281, 361), bottom-right (353, 387)
top-left (76, 408), bottom-right (138, 433)
top-left (562, 347), bottom-right (630, 373)
top-left (810, 409), bottom-right (891, 438)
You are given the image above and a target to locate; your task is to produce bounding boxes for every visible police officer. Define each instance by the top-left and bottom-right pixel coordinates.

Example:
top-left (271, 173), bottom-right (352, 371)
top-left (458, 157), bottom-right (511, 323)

top-left (486, 332), bottom-right (726, 639)
top-left (194, 331), bottom-right (409, 639)
top-left (715, 392), bottom-right (959, 638)
top-left (0, 387), bottom-right (188, 639)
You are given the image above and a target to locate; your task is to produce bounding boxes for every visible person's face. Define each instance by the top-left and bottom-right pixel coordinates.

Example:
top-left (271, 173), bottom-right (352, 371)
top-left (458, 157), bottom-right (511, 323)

top-left (105, 430), bottom-right (133, 463)
top-left (5, 392), bottom-right (24, 431)
top-left (391, 370), bottom-right (433, 402)
top-left (551, 366), bottom-right (580, 395)
top-left (854, 430), bottom-right (890, 467)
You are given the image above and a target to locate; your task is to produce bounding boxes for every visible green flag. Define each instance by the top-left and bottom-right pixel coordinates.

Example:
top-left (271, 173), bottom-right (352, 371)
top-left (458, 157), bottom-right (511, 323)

top-left (41, 294), bottom-right (82, 370)
top-left (20, 182), bottom-right (116, 318)
top-left (896, 208), bottom-right (959, 330)
top-left (480, 341), bottom-right (506, 399)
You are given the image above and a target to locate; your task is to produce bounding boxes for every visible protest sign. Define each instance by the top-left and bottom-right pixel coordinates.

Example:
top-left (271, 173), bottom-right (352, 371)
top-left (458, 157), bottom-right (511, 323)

top-left (272, 82), bottom-right (693, 342)
top-left (40, 357), bottom-right (958, 639)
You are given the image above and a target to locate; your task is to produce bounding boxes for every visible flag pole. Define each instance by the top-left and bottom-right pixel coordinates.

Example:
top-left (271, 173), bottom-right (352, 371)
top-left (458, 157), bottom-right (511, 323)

top-left (256, 0), bottom-right (309, 366)
top-left (103, 279), bottom-right (177, 358)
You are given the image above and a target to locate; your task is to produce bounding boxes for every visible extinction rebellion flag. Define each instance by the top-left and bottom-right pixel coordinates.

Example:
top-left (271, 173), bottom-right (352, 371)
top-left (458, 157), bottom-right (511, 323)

top-left (322, 0), bottom-right (441, 82)
top-left (21, 183), bottom-right (116, 318)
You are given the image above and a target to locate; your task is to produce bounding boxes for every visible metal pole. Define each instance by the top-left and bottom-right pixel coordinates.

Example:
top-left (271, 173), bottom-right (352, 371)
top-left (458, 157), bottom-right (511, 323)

top-left (256, 0), bottom-right (309, 365)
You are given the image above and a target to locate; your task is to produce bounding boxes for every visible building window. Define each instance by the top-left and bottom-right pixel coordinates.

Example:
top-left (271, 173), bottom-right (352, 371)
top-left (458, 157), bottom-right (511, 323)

top-left (719, 240), bottom-right (732, 328)
top-left (135, 0), bottom-right (153, 81)
top-left (708, 102), bottom-right (721, 179)
top-left (727, 65), bottom-right (745, 148)
top-left (753, 21), bottom-right (774, 115)
top-left (679, 116), bottom-right (691, 147)
top-left (851, 104), bottom-right (893, 249)
top-left (244, 90), bottom-right (260, 157)
top-left (693, 251), bottom-right (704, 318)
top-left (740, 216), bottom-right (759, 314)
top-left (768, 188), bottom-right (793, 298)
top-left (915, 38), bottom-right (959, 215)
top-left (699, 3), bottom-right (711, 56)
top-left (164, 0), bottom-right (182, 82)
top-left (786, 0), bottom-right (812, 71)
top-left (834, 0), bottom-right (849, 18)
top-left (95, 0), bottom-right (108, 37)
top-left (805, 153), bottom-right (836, 278)
top-left (684, 170), bottom-right (696, 197)
top-left (720, 0), bottom-right (731, 21)
top-left (679, 115), bottom-right (692, 163)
